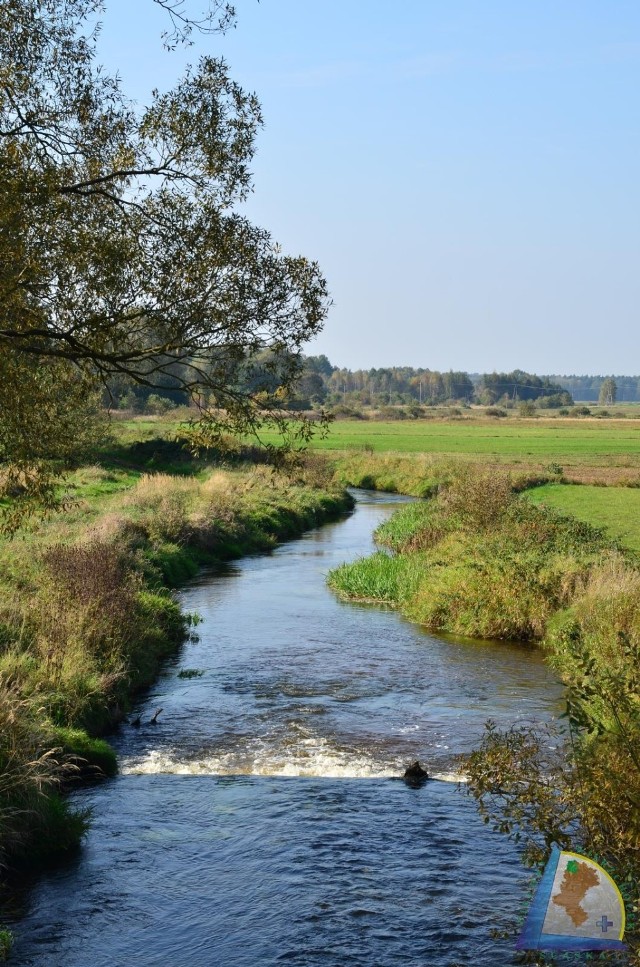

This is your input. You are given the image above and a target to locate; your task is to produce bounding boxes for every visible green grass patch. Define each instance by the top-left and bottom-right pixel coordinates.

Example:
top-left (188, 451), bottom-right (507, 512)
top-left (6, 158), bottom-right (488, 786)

top-left (260, 417), bottom-right (640, 462)
top-left (526, 484), bottom-right (640, 552)
top-left (49, 727), bottom-right (118, 777)
top-left (328, 551), bottom-right (425, 604)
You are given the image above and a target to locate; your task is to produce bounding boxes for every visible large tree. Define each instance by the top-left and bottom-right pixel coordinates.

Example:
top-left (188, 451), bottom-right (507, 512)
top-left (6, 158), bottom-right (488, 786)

top-left (0, 0), bottom-right (329, 510)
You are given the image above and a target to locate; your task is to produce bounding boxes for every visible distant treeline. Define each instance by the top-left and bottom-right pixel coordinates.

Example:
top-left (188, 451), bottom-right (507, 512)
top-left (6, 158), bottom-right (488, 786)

top-left (296, 360), bottom-right (573, 408)
top-left (548, 375), bottom-right (640, 402)
top-left (104, 352), bottom-right (640, 412)
top-left (467, 373), bottom-right (640, 403)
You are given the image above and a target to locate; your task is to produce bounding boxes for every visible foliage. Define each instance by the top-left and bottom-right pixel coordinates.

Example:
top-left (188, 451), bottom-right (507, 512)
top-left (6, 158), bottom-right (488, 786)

top-left (0, 0), bottom-right (329, 509)
top-left (550, 373), bottom-right (640, 403)
top-left (323, 365), bottom-right (474, 407)
top-left (476, 370), bottom-right (573, 406)
top-left (467, 614), bottom-right (640, 957)
top-left (467, 721), bottom-right (576, 866)
top-left (146, 394), bottom-right (177, 416)
top-left (518, 400), bottom-right (537, 417)
top-left (600, 377), bottom-right (619, 406)
top-left (0, 352), bottom-right (111, 527)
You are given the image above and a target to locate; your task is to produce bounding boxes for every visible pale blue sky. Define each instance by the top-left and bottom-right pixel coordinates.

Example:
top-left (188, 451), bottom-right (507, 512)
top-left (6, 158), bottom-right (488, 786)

top-left (98, 1), bottom-right (640, 373)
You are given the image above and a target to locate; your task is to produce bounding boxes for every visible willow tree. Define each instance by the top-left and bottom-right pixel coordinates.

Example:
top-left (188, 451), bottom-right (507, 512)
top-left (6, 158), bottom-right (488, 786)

top-left (0, 0), bottom-right (329, 512)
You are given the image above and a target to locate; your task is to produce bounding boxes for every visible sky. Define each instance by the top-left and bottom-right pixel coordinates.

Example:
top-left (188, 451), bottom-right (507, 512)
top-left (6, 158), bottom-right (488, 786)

top-left (97, 1), bottom-right (640, 374)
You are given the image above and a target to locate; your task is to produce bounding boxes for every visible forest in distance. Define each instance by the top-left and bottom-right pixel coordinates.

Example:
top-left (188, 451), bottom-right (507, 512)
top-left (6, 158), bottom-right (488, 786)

top-left (110, 356), bottom-right (640, 414)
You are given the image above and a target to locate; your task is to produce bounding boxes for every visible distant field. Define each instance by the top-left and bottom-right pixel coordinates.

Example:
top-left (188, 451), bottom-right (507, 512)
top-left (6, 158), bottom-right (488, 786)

top-left (280, 418), bottom-right (640, 464)
top-left (111, 415), bottom-right (640, 483)
top-left (527, 484), bottom-right (640, 552)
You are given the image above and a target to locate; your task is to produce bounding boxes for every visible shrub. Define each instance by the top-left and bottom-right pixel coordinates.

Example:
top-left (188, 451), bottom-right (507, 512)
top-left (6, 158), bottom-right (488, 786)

top-left (330, 404), bottom-right (365, 419)
top-left (146, 394), bottom-right (177, 415)
top-left (438, 466), bottom-right (513, 531)
top-left (517, 400), bottom-right (537, 417)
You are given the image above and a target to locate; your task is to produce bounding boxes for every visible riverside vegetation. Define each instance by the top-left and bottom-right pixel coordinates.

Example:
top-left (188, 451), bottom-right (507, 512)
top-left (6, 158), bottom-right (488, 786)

top-left (328, 466), bottom-right (640, 961)
top-left (0, 437), bottom-right (351, 953)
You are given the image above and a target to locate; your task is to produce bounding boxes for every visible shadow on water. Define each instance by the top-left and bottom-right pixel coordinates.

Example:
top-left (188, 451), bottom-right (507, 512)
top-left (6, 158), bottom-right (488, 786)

top-left (6, 490), bottom-right (563, 966)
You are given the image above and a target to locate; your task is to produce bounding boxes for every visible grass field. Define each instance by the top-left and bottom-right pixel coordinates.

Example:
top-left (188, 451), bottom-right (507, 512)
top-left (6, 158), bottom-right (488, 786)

top-left (113, 415), bottom-right (640, 458)
top-left (260, 417), bottom-right (640, 463)
top-left (527, 483), bottom-right (640, 552)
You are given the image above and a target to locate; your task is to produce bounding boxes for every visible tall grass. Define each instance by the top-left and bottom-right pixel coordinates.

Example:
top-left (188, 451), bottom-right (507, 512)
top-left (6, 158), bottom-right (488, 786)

top-left (329, 467), bottom-right (616, 639)
top-left (0, 463), bottom-right (352, 870)
top-left (328, 551), bottom-right (424, 604)
top-left (328, 464), bottom-right (640, 954)
top-left (0, 681), bottom-right (89, 868)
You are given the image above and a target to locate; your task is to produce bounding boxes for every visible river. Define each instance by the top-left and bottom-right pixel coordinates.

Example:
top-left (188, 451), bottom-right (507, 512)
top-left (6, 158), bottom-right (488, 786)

top-left (7, 490), bottom-right (563, 966)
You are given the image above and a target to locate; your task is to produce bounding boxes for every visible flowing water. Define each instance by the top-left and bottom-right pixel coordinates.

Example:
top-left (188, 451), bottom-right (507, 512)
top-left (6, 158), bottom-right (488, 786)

top-left (7, 491), bottom-right (564, 966)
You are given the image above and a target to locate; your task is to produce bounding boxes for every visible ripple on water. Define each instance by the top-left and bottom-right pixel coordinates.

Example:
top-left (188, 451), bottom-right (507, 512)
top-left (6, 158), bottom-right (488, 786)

top-left (9, 776), bottom-right (527, 967)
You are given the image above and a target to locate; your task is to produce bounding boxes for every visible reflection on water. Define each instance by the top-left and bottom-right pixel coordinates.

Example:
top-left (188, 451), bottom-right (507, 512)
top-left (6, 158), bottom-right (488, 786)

top-left (7, 490), bottom-right (564, 966)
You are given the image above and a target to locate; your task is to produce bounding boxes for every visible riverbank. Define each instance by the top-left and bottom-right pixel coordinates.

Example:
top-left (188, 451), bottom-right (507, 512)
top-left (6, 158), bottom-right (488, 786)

top-left (327, 465), bottom-right (640, 959)
top-left (328, 466), bottom-right (624, 639)
top-left (0, 459), bottom-right (352, 888)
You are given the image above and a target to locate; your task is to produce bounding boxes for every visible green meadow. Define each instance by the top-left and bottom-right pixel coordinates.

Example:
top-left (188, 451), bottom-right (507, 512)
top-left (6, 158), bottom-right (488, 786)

top-left (527, 483), bottom-right (640, 553)
top-left (260, 417), bottom-right (640, 464)
top-left (105, 415), bottom-right (640, 553)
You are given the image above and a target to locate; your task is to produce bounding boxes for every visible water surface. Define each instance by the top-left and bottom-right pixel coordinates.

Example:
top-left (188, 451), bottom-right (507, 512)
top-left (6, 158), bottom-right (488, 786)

top-left (8, 491), bottom-right (563, 965)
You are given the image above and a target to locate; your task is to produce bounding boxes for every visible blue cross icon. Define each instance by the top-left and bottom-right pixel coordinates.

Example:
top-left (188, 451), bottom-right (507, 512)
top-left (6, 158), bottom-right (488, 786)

top-left (597, 915), bottom-right (613, 933)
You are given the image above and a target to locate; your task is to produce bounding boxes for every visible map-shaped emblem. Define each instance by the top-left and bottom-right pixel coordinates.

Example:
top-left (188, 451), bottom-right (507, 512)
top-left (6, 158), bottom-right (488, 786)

top-left (516, 846), bottom-right (626, 952)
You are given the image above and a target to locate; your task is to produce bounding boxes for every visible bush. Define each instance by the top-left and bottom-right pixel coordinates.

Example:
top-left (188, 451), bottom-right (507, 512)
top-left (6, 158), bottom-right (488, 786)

top-left (329, 404), bottom-right (366, 419)
top-left (517, 400), bottom-right (537, 417)
top-left (146, 394), bottom-right (177, 415)
top-left (374, 405), bottom-right (408, 420)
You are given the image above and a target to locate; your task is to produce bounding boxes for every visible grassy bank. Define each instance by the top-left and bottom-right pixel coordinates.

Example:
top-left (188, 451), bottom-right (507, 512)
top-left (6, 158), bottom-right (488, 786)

top-left (0, 458), bottom-right (352, 873)
top-left (328, 468), bottom-right (620, 639)
top-left (331, 450), bottom-right (567, 497)
top-left (327, 467), bottom-right (640, 956)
